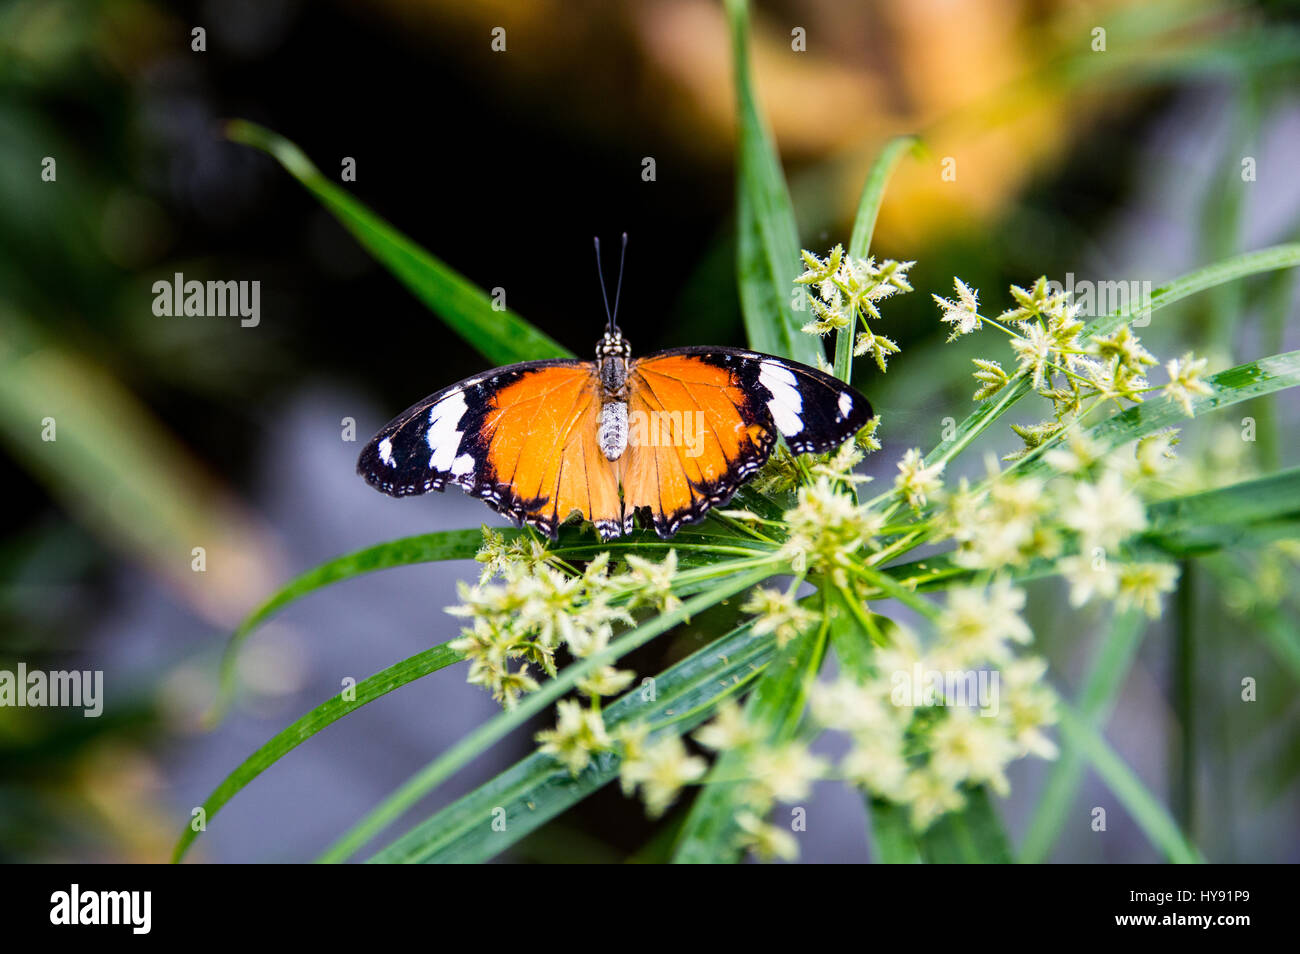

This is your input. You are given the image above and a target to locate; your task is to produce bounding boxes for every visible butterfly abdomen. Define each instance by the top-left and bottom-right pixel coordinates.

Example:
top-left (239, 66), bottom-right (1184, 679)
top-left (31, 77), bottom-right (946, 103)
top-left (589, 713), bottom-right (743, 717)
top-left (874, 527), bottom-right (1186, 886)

top-left (598, 401), bottom-right (628, 461)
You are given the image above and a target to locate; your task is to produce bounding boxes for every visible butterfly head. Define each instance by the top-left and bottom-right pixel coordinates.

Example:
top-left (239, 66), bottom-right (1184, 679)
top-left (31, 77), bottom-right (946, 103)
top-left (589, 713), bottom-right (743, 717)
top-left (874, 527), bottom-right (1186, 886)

top-left (596, 331), bottom-right (632, 360)
top-left (596, 331), bottom-right (631, 395)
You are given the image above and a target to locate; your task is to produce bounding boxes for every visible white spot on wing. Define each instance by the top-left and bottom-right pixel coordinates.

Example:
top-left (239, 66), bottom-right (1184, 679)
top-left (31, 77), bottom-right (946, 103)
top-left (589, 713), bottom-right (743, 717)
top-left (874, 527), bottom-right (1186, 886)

top-left (838, 391), bottom-right (853, 420)
top-left (759, 360), bottom-right (804, 436)
top-left (427, 391), bottom-right (468, 471)
top-left (451, 452), bottom-right (476, 476)
top-left (378, 437), bottom-right (396, 467)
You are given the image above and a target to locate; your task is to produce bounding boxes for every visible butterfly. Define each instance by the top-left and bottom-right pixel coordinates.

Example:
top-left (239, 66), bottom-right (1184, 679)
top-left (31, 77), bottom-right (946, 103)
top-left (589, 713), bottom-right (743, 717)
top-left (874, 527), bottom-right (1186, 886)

top-left (358, 236), bottom-right (873, 540)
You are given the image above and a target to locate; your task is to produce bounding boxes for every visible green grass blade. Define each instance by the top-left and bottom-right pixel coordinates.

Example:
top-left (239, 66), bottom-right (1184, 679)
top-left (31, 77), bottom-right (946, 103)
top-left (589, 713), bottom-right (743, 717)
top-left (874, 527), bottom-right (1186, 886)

top-left (211, 528), bottom-right (486, 722)
top-left (836, 136), bottom-right (920, 382)
top-left (865, 799), bottom-right (923, 864)
top-left (1143, 466), bottom-right (1300, 556)
top-left (370, 620), bottom-right (777, 863)
top-left (1056, 704), bottom-right (1205, 863)
top-left (1019, 610), bottom-right (1146, 863)
top-left (1256, 607), bottom-right (1300, 685)
top-left (917, 786), bottom-right (1013, 863)
top-left (922, 245), bottom-right (1300, 472)
top-left (1014, 350), bottom-right (1300, 481)
top-left (726, 0), bottom-right (821, 367)
top-left (173, 642), bottom-right (462, 863)
top-left (671, 611), bottom-right (829, 863)
top-left (847, 137), bottom-right (920, 262)
top-left (211, 522), bottom-right (775, 722)
top-left (826, 599), bottom-right (923, 863)
top-left (318, 566), bottom-right (778, 862)
top-left (225, 120), bottom-right (571, 365)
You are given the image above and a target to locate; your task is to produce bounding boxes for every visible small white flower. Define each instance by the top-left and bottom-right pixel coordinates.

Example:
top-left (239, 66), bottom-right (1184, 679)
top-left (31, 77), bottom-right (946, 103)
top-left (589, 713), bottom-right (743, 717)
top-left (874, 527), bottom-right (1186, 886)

top-left (1163, 352), bottom-right (1212, 417)
top-left (1056, 553), bottom-right (1120, 607)
top-left (929, 708), bottom-right (1018, 797)
top-left (935, 580), bottom-right (1032, 665)
top-left (1061, 470), bottom-right (1148, 551)
top-left (735, 811), bottom-right (799, 862)
top-left (535, 700), bottom-right (610, 775)
top-left (745, 741), bottom-right (827, 804)
top-left (1010, 322), bottom-right (1054, 391)
top-left (894, 448), bottom-right (945, 509)
top-left (1116, 561), bottom-right (1180, 618)
top-left (619, 732), bottom-right (707, 817)
top-left (933, 278), bottom-right (983, 340)
top-left (693, 700), bottom-right (757, 751)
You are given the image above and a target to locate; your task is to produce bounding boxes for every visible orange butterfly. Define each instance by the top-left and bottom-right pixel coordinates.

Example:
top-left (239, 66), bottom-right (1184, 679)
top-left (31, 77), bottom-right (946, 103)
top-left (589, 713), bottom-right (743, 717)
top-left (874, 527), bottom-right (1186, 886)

top-left (358, 237), bottom-right (872, 539)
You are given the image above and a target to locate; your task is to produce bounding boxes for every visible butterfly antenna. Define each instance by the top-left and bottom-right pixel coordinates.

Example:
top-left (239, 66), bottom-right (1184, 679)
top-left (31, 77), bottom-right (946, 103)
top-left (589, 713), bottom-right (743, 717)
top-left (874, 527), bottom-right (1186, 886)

top-left (594, 236), bottom-right (615, 335)
top-left (611, 232), bottom-right (628, 335)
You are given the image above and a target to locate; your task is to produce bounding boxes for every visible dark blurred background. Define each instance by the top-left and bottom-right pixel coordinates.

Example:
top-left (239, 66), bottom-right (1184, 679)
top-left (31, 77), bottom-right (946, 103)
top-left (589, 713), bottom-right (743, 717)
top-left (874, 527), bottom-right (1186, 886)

top-left (2, 0), bottom-right (1299, 862)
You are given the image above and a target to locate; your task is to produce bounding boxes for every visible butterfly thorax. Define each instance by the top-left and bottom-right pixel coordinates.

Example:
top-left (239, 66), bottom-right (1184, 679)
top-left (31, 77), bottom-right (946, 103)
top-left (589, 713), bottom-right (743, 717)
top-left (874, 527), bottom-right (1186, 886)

top-left (596, 333), bottom-right (632, 461)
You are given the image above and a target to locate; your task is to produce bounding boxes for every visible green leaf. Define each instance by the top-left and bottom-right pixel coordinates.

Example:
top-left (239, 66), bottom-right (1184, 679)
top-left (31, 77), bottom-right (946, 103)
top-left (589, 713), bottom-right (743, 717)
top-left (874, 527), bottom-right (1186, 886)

top-left (847, 137), bottom-right (920, 262)
top-left (225, 120), bottom-right (570, 366)
top-left (1019, 610), bottom-right (1146, 864)
top-left (1056, 704), bottom-right (1204, 863)
top-left (836, 136), bottom-right (920, 382)
top-left (212, 520), bottom-right (776, 720)
top-left (865, 799), bottom-right (922, 864)
top-left (173, 642), bottom-right (462, 863)
top-left (921, 245), bottom-right (1300, 474)
top-left (917, 786), bottom-right (1013, 864)
top-left (370, 619), bottom-right (777, 863)
top-left (726, 0), bottom-right (822, 367)
top-left (1256, 607), bottom-right (1300, 686)
top-left (671, 606), bottom-right (829, 863)
top-left (1143, 466), bottom-right (1300, 556)
top-left (318, 566), bottom-right (778, 862)
top-left (211, 528), bottom-right (485, 721)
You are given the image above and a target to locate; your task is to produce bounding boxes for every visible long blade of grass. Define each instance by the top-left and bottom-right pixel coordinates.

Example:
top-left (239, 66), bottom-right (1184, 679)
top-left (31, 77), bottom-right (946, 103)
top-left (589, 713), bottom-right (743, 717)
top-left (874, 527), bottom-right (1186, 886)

top-left (917, 786), bottom-right (1014, 864)
top-left (1013, 350), bottom-right (1300, 481)
top-left (225, 120), bottom-right (570, 365)
top-left (211, 528), bottom-right (485, 721)
top-left (370, 619), bottom-right (777, 863)
top-left (833, 135), bottom-right (920, 383)
top-left (726, 0), bottom-right (822, 367)
top-left (1056, 704), bottom-right (1204, 863)
top-left (212, 521), bottom-right (767, 720)
top-left (318, 566), bottom-right (778, 862)
top-left (877, 469), bottom-right (1300, 597)
top-left (671, 608), bottom-right (829, 863)
top-left (1142, 466), bottom-right (1300, 555)
top-left (1019, 610), bottom-right (1146, 863)
top-left (174, 641), bottom-right (462, 863)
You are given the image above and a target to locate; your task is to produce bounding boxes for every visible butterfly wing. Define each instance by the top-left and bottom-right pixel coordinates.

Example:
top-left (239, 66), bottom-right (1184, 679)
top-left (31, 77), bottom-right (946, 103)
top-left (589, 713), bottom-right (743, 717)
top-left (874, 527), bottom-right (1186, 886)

top-left (357, 359), bottom-right (623, 538)
top-left (622, 347), bottom-right (872, 536)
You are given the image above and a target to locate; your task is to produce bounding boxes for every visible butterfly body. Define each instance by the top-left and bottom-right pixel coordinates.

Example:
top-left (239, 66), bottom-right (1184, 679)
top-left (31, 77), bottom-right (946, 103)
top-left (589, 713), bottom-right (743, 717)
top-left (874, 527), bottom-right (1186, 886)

top-left (358, 332), bottom-right (872, 541)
